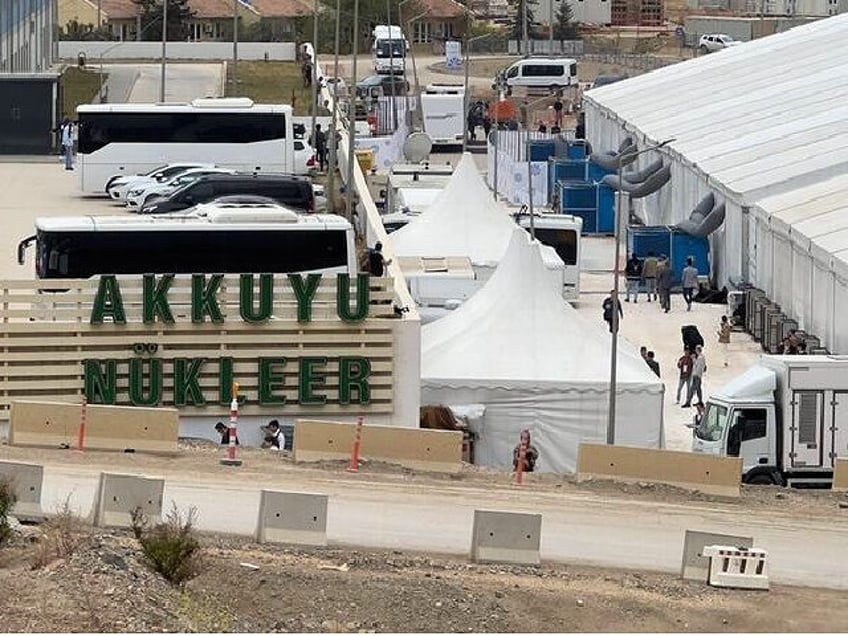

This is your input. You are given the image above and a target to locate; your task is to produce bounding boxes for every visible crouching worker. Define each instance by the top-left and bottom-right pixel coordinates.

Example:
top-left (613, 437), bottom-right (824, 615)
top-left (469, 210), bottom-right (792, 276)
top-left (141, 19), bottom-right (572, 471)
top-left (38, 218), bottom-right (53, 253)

top-left (214, 421), bottom-right (239, 445)
top-left (261, 419), bottom-right (287, 451)
top-left (512, 429), bottom-right (539, 473)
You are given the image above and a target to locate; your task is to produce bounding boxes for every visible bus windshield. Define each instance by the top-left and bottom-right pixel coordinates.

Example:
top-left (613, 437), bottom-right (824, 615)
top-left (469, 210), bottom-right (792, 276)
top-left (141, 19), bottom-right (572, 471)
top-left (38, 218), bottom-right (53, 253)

top-left (694, 402), bottom-right (729, 442)
top-left (375, 40), bottom-right (405, 58)
top-left (533, 228), bottom-right (578, 266)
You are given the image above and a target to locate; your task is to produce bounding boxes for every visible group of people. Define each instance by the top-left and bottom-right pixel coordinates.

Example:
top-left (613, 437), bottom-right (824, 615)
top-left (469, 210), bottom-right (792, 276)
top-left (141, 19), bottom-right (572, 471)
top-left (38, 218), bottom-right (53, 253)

top-left (624, 252), bottom-right (701, 313)
top-left (674, 344), bottom-right (709, 408)
top-left (467, 101), bottom-right (492, 142)
top-left (309, 124), bottom-right (328, 172)
top-left (214, 419), bottom-right (288, 450)
top-left (778, 329), bottom-right (809, 355)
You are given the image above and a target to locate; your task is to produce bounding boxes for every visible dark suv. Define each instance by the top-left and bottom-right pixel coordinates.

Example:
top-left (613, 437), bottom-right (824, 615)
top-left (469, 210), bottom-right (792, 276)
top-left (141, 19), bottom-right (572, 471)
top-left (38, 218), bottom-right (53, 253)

top-left (140, 173), bottom-right (315, 214)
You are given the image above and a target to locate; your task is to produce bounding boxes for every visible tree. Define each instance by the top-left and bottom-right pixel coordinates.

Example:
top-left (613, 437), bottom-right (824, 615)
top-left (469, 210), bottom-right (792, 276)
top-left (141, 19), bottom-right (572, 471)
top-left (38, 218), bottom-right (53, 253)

top-left (553, 0), bottom-right (581, 40)
top-left (132, 0), bottom-right (195, 41)
top-left (511, 0), bottom-right (539, 42)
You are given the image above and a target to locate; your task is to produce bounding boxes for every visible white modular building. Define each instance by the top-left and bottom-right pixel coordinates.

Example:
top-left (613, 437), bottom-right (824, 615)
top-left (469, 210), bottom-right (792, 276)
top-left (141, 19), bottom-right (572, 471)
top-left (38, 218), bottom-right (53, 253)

top-left (583, 14), bottom-right (848, 352)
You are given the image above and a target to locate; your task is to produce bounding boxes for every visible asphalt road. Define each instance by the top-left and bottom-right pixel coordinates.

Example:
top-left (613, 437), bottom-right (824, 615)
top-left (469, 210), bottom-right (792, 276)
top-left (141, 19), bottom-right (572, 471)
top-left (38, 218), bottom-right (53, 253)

top-left (108, 63), bottom-right (225, 103)
top-left (39, 463), bottom-right (848, 591)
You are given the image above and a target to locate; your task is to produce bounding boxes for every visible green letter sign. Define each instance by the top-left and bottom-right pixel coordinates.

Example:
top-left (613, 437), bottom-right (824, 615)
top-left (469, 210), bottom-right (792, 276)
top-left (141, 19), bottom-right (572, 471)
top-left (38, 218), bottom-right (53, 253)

top-left (336, 273), bottom-right (369, 322)
top-left (84, 359), bottom-right (117, 404)
top-left (298, 357), bottom-right (328, 405)
top-left (258, 357), bottom-right (287, 405)
top-left (191, 274), bottom-right (224, 323)
top-left (173, 357), bottom-right (206, 406)
top-left (288, 273), bottom-right (322, 322)
top-left (239, 274), bottom-right (273, 323)
top-left (90, 276), bottom-right (126, 325)
top-left (338, 356), bottom-right (371, 404)
top-left (142, 274), bottom-right (175, 324)
top-left (128, 358), bottom-right (163, 406)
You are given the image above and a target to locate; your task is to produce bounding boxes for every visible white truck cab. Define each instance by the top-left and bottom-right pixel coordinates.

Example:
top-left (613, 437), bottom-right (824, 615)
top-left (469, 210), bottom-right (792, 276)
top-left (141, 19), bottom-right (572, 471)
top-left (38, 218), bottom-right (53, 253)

top-left (692, 356), bottom-right (848, 487)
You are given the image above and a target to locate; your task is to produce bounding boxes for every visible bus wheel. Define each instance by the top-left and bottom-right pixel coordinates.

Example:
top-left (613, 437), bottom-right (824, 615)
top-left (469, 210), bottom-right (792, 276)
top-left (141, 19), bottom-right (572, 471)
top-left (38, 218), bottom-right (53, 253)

top-left (747, 473), bottom-right (776, 486)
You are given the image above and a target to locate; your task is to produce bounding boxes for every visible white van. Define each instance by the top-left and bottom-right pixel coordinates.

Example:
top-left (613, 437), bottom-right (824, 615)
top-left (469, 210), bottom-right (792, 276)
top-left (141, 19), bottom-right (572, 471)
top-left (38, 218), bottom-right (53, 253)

top-left (421, 83), bottom-right (465, 146)
top-left (504, 57), bottom-right (578, 91)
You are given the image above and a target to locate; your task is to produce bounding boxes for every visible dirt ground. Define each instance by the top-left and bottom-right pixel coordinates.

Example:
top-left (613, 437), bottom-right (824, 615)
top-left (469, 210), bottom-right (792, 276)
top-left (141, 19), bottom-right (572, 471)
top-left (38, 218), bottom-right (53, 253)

top-left (3, 441), bottom-right (848, 632)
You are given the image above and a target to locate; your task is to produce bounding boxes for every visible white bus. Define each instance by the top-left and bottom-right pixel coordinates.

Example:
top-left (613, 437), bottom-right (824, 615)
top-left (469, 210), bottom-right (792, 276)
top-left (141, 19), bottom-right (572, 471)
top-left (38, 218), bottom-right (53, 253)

top-left (515, 213), bottom-right (582, 301)
top-left (372, 25), bottom-right (407, 75)
top-left (17, 206), bottom-right (357, 279)
top-left (76, 98), bottom-right (295, 194)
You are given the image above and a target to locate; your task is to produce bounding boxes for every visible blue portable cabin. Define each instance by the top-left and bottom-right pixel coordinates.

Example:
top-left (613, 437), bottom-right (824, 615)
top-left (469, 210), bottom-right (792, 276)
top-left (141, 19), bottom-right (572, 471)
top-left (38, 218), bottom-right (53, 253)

top-left (626, 225), bottom-right (710, 287)
top-left (557, 181), bottom-right (616, 235)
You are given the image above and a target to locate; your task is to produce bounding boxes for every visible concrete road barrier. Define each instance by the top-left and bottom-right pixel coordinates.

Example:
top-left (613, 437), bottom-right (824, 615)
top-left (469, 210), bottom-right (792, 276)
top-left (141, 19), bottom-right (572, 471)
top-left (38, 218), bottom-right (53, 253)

top-left (703, 544), bottom-right (770, 590)
top-left (10, 401), bottom-right (179, 454)
top-left (832, 459), bottom-right (848, 491)
top-left (94, 473), bottom-right (165, 528)
top-left (576, 443), bottom-right (742, 497)
top-left (294, 419), bottom-right (462, 473)
top-left (256, 490), bottom-right (329, 546)
top-left (470, 509), bottom-right (542, 566)
top-left (680, 529), bottom-right (753, 582)
top-left (0, 460), bottom-right (44, 520)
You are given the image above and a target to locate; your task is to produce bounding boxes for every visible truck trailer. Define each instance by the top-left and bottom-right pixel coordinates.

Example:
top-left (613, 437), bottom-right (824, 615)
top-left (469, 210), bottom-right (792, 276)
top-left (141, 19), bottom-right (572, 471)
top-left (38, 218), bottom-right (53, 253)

top-left (691, 355), bottom-right (848, 487)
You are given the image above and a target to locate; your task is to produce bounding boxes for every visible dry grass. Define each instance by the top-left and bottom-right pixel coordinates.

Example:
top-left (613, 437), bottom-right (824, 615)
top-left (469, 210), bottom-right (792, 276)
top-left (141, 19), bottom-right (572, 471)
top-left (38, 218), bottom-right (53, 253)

top-left (226, 61), bottom-right (315, 115)
top-left (30, 502), bottom-right (87, 569)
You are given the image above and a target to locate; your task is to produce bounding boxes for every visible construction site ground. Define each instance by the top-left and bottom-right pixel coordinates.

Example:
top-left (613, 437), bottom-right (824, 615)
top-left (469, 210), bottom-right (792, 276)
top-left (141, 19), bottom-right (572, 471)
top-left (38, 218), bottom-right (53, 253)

top-left (2, 442), bottom-right (848, 632)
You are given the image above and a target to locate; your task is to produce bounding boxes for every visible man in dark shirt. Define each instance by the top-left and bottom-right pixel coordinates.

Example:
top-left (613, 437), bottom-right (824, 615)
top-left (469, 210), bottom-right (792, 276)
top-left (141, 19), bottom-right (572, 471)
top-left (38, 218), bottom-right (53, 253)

top-left (367, 242), bottom-right (392, 277)
top-left (214, 422), bottom-right (239, 445)
top-left (646, 351), bottom-right (661, 377)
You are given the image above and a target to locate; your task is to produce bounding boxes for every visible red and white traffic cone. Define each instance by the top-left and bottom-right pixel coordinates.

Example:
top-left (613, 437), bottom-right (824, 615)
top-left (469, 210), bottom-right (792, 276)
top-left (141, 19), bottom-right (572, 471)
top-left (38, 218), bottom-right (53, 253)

top-left (220, 382), bottom-right (243, 466)
top-left (347, 415), bottom-right (364, 473)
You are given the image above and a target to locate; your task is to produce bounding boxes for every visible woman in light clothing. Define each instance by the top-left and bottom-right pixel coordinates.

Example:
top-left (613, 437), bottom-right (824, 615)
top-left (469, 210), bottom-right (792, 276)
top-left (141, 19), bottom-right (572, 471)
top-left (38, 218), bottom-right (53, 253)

top-left (681, 257), bottom-right (699, 311)
top-left (717, 315), bottom-right (731, 366)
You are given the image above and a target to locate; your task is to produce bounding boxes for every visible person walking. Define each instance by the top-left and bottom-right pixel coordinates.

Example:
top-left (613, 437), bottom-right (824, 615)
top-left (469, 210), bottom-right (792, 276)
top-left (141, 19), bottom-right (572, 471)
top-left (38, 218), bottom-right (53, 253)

top-left (645, 351), bottom-right (660, 378)
top-left (312, 124), bottom-right (327, 172)
top-left (60, 118), bottom-right (74, 171)
top-left (367, 241), bottom-right (392, 277)
top-left (681, 257), bottom-right (699, 311)
top-left (642, 251), bottom-right (658, 302)
top-left (657, 255), bottom-right (672, 313)
top-left (683, 345), bottom-right (706, 407)
top-left (553, 94), bottom-right (564, 128)
top-left (624, 254), bottom-right (642, 303)
top-left (717, 315), bottom-right (732, 366)
top-left (602, 290), bottom-right (623, 333)
top-left (675, 347), bottom-right (693, 404)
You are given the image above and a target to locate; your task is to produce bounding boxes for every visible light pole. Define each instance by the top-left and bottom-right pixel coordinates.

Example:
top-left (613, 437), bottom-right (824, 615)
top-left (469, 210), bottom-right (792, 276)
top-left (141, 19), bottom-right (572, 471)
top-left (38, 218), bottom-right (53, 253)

top-left (160, 0), bottom-right (167, 102)
top-left (522, 0), bottom-right (529, 57)
top-left (345, 0), bottom-right (359, 223)
top-left (461, 31), bottom-right (493, 152)
top-left (491, 70), bottom-right (508, 201)
top-left (327, 0), bottom-right (342, 214)
top-left (232, 0), bottom-right (239, 86)
top-left (606, 137), bottom-right (675, 445)
top-left (310, 0), bottom-right (318, 142)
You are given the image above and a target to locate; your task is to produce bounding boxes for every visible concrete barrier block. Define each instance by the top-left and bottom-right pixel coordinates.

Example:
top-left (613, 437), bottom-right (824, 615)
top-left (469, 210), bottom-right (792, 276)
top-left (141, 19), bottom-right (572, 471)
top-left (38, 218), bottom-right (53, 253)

top-left (256, 490), bottom-right (329, 546)
top-left (470, 509), bottom-right (542, 566)
top-left (833, 458), bottom-right (848, 491)
top-left (94, 473), bottom-right (165, 529)
top-left (680, 530), bottom-right (753, 582)
top-left (0, 460), bottom-right (44, 520)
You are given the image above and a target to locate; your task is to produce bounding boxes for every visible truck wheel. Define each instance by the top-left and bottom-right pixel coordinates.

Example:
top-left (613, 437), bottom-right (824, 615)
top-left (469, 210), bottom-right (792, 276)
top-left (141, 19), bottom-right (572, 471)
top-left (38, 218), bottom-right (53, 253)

top-left (747, 474), bottom-right (775, 485)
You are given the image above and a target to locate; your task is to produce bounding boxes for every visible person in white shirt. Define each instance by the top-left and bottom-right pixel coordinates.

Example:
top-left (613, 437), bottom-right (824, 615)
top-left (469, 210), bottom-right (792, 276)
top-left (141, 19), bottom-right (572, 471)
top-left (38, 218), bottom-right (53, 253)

top-left (260, 419), bottom-right (287, 451)
top-left (60, 118), bottom-right (74, 171)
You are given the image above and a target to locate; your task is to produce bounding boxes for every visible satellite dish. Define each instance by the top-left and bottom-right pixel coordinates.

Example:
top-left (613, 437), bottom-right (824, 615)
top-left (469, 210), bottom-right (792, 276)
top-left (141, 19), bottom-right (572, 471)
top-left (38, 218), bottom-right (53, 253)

top-left (403, 132), bottom-right (433, 163)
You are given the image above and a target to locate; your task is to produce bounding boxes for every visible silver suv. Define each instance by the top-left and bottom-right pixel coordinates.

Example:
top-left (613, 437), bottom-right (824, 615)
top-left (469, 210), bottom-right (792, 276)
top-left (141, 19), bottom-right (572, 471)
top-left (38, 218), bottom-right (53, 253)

top-left (698, 33), bottom-right (741, 53)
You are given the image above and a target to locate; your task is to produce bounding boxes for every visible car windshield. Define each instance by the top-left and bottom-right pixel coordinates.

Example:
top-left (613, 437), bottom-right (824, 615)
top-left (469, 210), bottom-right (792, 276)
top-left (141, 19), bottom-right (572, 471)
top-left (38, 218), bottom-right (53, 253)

top-left (694, 402), bottom-right (729, 442)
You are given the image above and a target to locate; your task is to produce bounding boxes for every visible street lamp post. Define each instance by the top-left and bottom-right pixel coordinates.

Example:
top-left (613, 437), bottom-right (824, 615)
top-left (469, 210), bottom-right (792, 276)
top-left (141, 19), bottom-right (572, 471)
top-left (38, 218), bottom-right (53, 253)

top-left (461, 31), bottom-right (493, 153)
top-left (606, 137), bottom-right (675, 445)
top-left (310, 0), bottom-right (318, 143)
top-left (345, 0), bottom-right (359, 223)
top-left (327, 0), bottom-right (342, 214)
top-left (233, 0), bottom-right (239, 86)
top-left (160, 0), bottom-right (167, 101)
top-left (491, 71), bottom-right (508, 201)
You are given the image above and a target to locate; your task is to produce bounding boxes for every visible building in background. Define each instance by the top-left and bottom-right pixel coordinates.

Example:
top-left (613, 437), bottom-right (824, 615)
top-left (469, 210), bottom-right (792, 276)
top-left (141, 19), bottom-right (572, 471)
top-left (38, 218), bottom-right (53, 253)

top-left (535, 0), bottom-right (612, 28)
top-left (610, 0), bottom-right (664, 25)
top-left (408, 0), bottom-right (469, 46)
top-left (0, 0), bottom-right (60, 154)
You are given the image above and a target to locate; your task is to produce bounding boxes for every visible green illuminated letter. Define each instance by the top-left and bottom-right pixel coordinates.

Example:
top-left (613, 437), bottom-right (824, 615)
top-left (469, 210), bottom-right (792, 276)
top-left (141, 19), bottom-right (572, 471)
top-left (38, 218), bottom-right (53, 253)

top-left (84, 359), bottom-right (117, 404)
top-left (239, 274), bottom-right (273, 323)
top-left (288, 273), bottom-right (322, 322)
top-left (142, 274), bottom-right (175, 324)
top-left (298, 357), bottom-right (328, 405)
top-left (338, 356), bottom-right (371, 404)
top-left (128, 358), bottom-right (163, 406)
top-left (219, 356), bottom-right (234, 404)
top-left (336, 273), bottom-right (370, 322)
top-left (191, 274), bottom-right (224, 323)
top-left (173, 357), bottom-right (206, 406)
top-left (90, 276), bottom-right (126, 324)
top-left (258, 357), bottom-right (287, 405)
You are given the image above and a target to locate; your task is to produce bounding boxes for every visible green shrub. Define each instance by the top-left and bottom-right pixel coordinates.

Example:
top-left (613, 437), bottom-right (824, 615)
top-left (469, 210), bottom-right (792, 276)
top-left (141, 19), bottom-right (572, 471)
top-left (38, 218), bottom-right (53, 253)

top-left (132, 505), bottom-right (202, 585)
top-left (0, 478), bottom-right (15, 546)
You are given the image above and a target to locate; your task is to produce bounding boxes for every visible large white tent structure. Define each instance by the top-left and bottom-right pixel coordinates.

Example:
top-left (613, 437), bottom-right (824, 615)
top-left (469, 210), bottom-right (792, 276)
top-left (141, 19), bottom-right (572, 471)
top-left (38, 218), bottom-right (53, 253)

top-left (421, 230), bottom-right (665, 473)
top-left (389, 153), bottom-right (517, 267)
top-left (583, 13), bottom-right (848, 352)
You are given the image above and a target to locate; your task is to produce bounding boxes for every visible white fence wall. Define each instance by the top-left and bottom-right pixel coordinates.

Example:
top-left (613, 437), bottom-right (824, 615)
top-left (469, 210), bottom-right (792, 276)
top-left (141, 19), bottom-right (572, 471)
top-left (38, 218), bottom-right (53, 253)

top-left (58, 41), bottom-right (296, 61)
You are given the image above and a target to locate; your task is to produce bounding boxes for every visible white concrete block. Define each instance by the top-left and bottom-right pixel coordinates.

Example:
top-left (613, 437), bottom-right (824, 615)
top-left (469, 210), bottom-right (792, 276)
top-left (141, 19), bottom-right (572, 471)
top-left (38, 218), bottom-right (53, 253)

top-left (680, 529), bottom-right (753, 582)
top-left (94, 472), bottom-right (164, 529)
top-left (471, 509), bottom-right (542, 565)
top-left (256, 490), bottom-right (328, 546)
top-left (0, 460), bottom-right (44, 520)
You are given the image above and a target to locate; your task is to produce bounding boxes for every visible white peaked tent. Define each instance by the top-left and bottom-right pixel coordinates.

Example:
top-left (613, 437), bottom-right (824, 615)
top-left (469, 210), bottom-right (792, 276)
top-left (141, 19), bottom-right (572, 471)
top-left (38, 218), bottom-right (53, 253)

top-left (421, 230), bottom-right (665, 473)
top-left (389, 153), bottom-right (517, 267)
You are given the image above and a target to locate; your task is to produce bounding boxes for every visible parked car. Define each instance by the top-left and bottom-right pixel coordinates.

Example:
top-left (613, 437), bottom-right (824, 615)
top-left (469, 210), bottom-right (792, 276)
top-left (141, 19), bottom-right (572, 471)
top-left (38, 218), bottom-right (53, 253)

top-left (503, 57), bottom-right (578, 93)
top-left (698, 33), bottom-right (741, 53)
top-left (294, 138), bottom-right (317, 175)
top-left (355, 74), bottom-right (409, 100)
top-left (591, 73), bottom-right (628, 89)
top-left (106, 163), bottom-right (214, 202)
top-left (139, 173), bottom-right (317, 215)
top-left (324, 77), bottom-right (348, 98)
top-left (126, 167), bottom-right (236, 210)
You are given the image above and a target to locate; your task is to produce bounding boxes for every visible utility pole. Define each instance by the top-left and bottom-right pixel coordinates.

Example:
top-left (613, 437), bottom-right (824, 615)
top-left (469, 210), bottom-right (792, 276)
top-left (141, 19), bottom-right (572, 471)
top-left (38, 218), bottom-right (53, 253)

top-left (233, 0), bottom-right (239, 86)
top-left (97, 0), bottom-right (102, 30)
top-left (160, 0), bottom-right (167, 102)
top-left (345, 0), bottom-right (359, 223)
top-left (522, 0), bottom-right (529, 57)
top-left (549, 0), bottom-right (554, 52)
top-left (327, 0), bottom-right (341, 214)
top-left (310, 0), bottom-right (318, 142)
